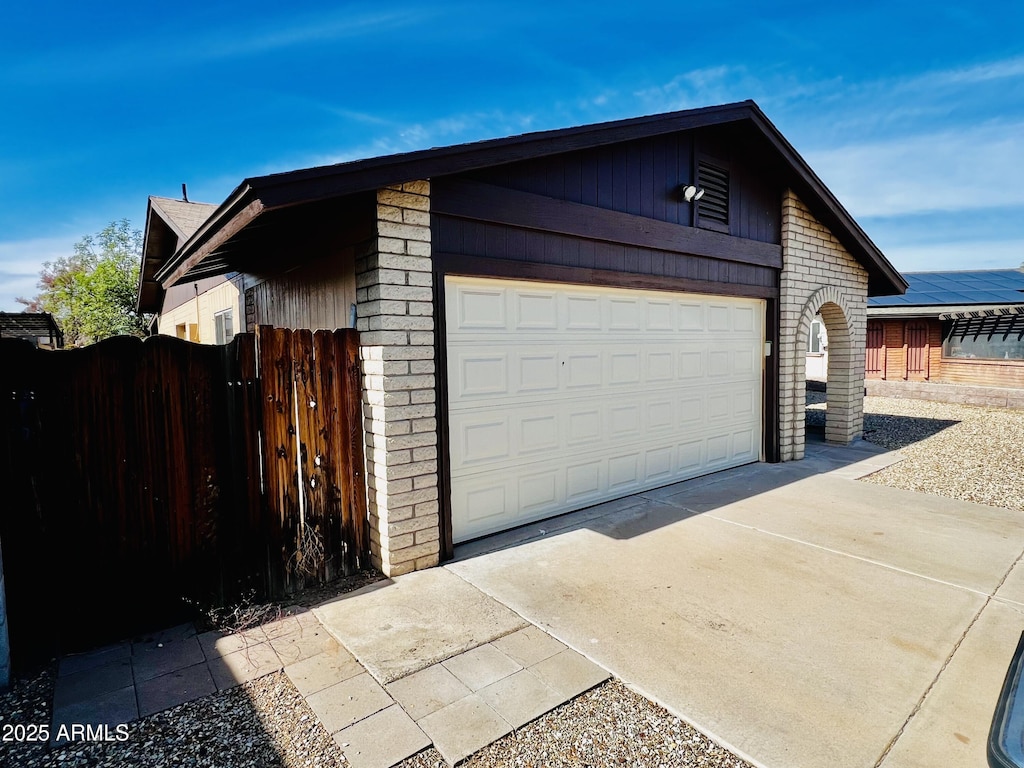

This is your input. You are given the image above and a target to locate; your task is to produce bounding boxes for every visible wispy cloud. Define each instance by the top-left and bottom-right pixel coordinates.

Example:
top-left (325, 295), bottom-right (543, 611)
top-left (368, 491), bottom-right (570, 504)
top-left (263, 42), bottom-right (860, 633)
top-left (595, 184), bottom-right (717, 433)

top-left (5, 8), bottom-right (437, 84)
top-left (915, 55), bottom-right (1024, 87)
top-left (297, 108), bottom-right (541, 170)
top-left (806, 121), bottom-right (1024, 218)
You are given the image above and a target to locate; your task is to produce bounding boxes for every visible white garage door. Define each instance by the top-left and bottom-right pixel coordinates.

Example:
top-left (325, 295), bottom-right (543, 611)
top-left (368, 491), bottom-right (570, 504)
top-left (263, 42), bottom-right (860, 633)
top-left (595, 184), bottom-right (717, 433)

top-left (446, 276), bottom-right (764, 543)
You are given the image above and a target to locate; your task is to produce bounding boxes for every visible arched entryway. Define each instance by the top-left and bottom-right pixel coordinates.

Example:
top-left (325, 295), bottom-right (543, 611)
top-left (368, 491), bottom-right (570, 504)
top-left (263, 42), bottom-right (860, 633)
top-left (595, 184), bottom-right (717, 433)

top-left (794, 286), bottom-right (865, 450)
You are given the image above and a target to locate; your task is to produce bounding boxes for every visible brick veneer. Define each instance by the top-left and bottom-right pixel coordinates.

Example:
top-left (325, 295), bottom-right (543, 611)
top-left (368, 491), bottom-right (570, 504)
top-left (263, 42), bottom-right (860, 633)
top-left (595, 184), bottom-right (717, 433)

top-left (779, 191), bottom-right (868, 460)
top-left (356, 181), bottom-right (441, 576)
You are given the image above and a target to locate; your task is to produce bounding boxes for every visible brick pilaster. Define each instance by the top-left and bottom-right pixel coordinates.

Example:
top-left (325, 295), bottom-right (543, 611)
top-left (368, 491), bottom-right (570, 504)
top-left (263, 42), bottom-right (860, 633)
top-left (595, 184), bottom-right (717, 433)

top-left (356, 182), bottom-right (440, 576)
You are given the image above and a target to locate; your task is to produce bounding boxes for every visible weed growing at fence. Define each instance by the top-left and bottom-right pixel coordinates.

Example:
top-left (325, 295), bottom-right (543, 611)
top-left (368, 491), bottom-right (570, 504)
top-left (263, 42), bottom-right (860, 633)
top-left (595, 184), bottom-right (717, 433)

top-left (288, 524), bottom-right (326, 581)
top-left (187, 590), bottom-right (283, 635)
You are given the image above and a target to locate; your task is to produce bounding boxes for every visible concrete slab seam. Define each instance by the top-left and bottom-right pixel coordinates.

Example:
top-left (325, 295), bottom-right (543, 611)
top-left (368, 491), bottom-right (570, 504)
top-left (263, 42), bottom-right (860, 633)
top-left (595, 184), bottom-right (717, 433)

top-left (706, 515), bottom-right (997, 599)
top-left (442, 566), bottom-right (615, 680)
top-left (873, 545), bottom-right (1024, 768)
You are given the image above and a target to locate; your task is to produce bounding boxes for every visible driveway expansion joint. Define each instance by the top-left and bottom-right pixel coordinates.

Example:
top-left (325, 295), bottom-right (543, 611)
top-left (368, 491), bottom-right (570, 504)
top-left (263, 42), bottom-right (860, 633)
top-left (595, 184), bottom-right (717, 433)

top-left (873, 545), bottom-right (1024, 768)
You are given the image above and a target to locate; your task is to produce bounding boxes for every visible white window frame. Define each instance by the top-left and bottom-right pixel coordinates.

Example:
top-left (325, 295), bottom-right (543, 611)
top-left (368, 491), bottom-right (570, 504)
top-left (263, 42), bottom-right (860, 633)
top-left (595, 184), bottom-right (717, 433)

top-left (214, 308), bottom-right (235, 345)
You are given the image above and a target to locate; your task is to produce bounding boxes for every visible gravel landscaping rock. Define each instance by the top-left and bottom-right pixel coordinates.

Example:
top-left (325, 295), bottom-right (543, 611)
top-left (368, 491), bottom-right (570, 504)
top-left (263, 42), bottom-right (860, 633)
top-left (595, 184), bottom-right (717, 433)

top-left (810, 392), bottom-right (1024, 511)
top-left (1, 668), bottom-right (346, 768)
top-left (398, 680), bottom-right (753, 768)
top-left (1, 667), bottom-right (752, 768)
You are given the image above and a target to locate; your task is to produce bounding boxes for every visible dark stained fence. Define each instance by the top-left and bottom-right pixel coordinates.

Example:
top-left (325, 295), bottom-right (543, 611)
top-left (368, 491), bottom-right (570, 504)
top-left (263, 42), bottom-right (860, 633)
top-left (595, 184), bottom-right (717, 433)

top-left (0, 327), bottom-right (367, 666)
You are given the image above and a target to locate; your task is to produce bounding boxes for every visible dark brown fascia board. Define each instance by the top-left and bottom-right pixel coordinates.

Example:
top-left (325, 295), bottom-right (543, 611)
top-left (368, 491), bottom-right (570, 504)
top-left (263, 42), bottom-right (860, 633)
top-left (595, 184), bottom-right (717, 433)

top-left (155, 189), bottom-right (263, 286)
top-left (136, 197), bottom-right (170, 313)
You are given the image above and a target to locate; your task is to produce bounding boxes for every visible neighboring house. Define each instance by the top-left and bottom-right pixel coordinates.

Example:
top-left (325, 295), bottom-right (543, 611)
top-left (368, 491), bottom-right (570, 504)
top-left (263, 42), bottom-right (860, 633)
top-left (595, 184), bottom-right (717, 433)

top-left (805, 313), bottom-right (829, 381)
top-left (866, 270), bottom-right (1024, 389)
top-left (144, 100), bottom-right (906, 576)
top-left (0, 312), bottom-right (64, 349)
top-left (137, 196), bottom-right (243, 344)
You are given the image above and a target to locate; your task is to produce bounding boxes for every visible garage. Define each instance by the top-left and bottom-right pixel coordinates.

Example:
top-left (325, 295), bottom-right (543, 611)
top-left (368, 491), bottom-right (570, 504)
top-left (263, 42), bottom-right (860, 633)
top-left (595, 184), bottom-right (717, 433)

top-left (153, 101), bottom-right (907, 575)
top-left (446, 275), bottom-right (764, 542)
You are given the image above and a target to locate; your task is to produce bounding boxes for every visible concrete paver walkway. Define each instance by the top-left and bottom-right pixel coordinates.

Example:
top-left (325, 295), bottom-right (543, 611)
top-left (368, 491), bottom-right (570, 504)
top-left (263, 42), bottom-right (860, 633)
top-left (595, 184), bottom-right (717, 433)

top-left (54, 572), bottom-right (609, 768)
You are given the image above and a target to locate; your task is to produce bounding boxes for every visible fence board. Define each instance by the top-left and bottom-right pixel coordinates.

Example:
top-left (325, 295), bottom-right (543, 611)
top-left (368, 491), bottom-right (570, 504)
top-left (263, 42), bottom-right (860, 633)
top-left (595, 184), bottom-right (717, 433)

top-left (343, 330), bottom-right (369, 571)
top-left (0, 327), bottom-right (367, 667)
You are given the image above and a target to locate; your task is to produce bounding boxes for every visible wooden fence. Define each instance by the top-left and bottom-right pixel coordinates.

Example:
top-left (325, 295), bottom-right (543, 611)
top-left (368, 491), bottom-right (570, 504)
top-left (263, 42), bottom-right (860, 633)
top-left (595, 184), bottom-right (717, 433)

top-left (0, 327), bottom-right (367, 663)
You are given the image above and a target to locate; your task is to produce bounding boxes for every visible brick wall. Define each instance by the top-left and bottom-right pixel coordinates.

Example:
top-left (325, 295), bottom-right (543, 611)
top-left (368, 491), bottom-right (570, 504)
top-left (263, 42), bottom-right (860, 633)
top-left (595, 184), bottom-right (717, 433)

top-left (356, 181), bottom-right (441, 577)
top-left (779, 191), bottom-right (868, 460)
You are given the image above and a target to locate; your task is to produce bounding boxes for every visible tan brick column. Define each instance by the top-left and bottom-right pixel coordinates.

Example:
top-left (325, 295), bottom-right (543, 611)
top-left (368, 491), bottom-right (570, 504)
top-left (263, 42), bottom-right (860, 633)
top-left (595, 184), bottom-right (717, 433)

top-left (779, 191), bottom-right (868, 460)
top-left (356, 181), bottom-right (440, 576)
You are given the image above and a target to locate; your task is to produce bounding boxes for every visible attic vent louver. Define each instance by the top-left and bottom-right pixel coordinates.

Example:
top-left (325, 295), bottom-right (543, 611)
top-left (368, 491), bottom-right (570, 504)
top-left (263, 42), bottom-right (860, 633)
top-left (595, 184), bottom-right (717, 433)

top-left (697, 161), bottom-right (729, 228)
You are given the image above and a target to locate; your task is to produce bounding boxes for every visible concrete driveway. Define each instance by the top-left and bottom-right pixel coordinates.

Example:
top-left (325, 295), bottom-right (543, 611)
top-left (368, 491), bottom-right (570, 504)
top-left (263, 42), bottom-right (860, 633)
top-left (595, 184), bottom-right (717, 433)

top-left (448, 439), bottom-right (1024, 768)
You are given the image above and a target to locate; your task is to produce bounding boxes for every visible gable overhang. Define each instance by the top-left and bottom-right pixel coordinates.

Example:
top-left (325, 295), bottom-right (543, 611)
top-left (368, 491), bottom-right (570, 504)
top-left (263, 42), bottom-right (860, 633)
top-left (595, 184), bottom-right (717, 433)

top-left (156, 100), bottom-right (908, 297)
top-left (138, 197), bottom-right (221, 314)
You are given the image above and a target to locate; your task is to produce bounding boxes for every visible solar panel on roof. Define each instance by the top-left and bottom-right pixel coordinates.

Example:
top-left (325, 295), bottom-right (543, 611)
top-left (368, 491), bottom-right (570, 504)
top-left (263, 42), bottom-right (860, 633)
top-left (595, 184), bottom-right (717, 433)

top-left (870, 269), bottom-right (1024, 308)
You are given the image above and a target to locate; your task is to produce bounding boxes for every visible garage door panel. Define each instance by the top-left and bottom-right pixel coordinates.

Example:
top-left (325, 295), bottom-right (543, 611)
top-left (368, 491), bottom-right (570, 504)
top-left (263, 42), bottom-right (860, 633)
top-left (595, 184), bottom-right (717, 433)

top-left (456, 285), bottom-right (508, 328)
top-left (462, 482), bottom-right (509, 527)
top-left (732, 428), bottom-right (758, 462)
top-left (519, 471), bottom-right (560, 514)
top-left (447, 276), bottom-right (764, 543)
top-left (678, 349), bottom-right (704, 377)
top-left (706, 434), bottom-right (732, 465)
top-left (647, 351), bottom-right (674, 381)
top-left (519, 411), bottom-right (560, 454)
top-left (678, 302), bottom-right (704, 330)
top-left (647, 400), bottom-right (675, 432)
top-left (708, 304), bottom-right (732, 331)
top-left (609, 352), bottom-right (642, 385)
top-left (518, 353), bottom-right (559, 392)
top-left (452, 416), bottom-right (511, 467)
top-left (456, 353), bottom-right (508, 397)
top-left (646, 445), bottom-right (675, 481)
top-left (566, 294), bottom-right (601, 328)
top-left (734, 304), bottom-right (756, 331)
top-left (647, 300), bottom-right (673, 330)
top-left (608, 452), bottom-right (642, 491)
top-left (514, 290), bottom-right (558, 329)
top-left (678, 440), bottom-right (703, 472)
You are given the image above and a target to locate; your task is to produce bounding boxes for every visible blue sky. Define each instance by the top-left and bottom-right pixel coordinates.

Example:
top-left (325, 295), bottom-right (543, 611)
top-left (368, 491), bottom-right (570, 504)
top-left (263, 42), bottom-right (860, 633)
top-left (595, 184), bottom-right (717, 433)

top-left (2, 1), bottom-right (1023, 310)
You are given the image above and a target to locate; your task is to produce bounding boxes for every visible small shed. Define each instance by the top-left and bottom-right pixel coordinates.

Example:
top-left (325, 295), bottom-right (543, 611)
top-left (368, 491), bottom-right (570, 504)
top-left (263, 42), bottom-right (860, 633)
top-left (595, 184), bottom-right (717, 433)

top-left (146, 100), bottom-right (906, 576)
top-left (0, 312), bottom-right (64, 349)
top-left (866, 270), bottom-right (1024, 389)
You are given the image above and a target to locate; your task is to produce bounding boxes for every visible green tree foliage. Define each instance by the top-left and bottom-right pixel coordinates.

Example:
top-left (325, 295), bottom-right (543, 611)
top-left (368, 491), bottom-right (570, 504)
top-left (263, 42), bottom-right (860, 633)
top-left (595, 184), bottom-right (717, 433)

top-left (18, 220), bottom-right (149, 347)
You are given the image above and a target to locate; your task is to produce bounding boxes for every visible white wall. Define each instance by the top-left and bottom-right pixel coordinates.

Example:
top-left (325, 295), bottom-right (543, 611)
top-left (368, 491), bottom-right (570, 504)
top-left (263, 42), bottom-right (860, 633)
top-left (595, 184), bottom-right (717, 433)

top-left (156, 278), bottom-right (243, 344)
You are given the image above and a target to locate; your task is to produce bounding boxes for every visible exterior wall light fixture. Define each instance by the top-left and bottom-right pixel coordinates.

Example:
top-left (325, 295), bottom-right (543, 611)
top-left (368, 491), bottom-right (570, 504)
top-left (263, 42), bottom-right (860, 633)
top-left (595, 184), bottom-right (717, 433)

top-left (678, 184), bottom-right (705, 203)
